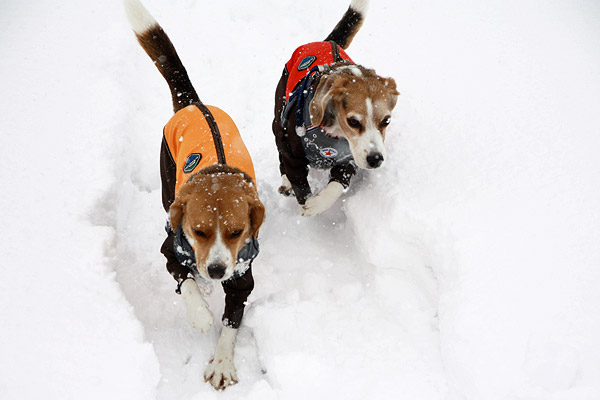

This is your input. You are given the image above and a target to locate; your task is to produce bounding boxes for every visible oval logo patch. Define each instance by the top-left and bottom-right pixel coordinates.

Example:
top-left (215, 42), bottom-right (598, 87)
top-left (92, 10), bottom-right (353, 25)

top-left (183, 153), bottom-right (202, 173)
top-left (319, 148), bottom-right (338, 158)
top-left (297, 56), bottom-right (317, 71)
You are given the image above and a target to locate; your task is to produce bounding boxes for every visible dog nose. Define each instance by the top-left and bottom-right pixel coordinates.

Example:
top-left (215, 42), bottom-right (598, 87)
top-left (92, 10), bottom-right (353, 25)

top-left (207, 263), bottom-right (226, 279)
top-left (366, 152), bottom-right (384, 168)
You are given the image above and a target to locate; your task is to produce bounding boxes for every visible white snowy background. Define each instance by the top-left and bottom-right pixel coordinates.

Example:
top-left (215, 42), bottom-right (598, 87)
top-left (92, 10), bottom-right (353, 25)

top-left (1, 0), bottom-right (599, 399)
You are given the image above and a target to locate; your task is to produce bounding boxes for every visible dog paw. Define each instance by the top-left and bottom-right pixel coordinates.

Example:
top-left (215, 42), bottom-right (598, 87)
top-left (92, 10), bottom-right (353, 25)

top-left (278, 174), bottom-right (294, 197)
top-left (186, 303), bottom-right (214, 334)
top-left (204, 356), bottom-right (238, 390)
top-left (301, 197), bottom-right (330, 217)
top-left (301, 181), bottom-right (344, 217)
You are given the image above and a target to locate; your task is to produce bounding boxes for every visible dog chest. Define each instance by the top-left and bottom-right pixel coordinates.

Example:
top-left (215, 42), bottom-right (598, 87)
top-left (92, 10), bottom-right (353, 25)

top-left (300, 127), bottom-right (353, 169)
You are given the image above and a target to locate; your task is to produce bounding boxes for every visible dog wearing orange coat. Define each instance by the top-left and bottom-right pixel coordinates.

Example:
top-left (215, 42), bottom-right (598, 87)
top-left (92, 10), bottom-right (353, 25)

top-left (125, 0), bottom-right (265, 390)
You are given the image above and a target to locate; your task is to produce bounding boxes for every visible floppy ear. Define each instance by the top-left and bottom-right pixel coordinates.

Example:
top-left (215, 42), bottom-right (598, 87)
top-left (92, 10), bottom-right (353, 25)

top-left (384, 77), bottom-right (400, 109)
top-left (309, 75), bottom-right (340, 127)
top-left (169, 196), bottom-right (187, 231)
top-left (248, 197), bottom-right (265, 238)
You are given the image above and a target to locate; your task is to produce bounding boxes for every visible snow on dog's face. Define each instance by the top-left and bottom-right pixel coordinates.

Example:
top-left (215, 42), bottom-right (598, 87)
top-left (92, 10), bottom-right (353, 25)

top-left (309, 65), bottom-right (399, 170)
top-left (169, 169), bottom-right (265, 281)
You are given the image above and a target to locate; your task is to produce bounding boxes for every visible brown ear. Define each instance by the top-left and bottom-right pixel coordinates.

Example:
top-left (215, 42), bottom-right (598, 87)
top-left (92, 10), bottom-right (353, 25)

top-left (309, 75), bottom-right (340, 126)
top-left (169, 196), bottom-right (187, 231)
top-left (385, 77), bottom-right (400, 109)
top-left (249, 197), bottom-right (265, 238)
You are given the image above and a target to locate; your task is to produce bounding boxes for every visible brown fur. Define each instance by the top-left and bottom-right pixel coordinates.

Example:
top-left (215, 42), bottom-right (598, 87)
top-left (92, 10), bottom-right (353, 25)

top-left (135, 25), bottom-right (199, 113)
top-left (310, 66), bottom-right (399, 139)
top-left (170, 165), bottom-right (265, 277)
top-left (272, 0), bottom-right (401, 208)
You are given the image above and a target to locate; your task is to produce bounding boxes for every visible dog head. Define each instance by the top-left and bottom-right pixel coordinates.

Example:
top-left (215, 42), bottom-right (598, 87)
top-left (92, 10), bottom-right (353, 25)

top-left (169, 165), bottom-right (265, 281)
top-left (309, 64), bottom-right (399, 170)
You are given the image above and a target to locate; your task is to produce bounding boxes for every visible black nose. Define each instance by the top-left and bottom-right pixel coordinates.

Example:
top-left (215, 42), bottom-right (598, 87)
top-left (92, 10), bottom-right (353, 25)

top-left (207, 264), bottom-right (226, 279)
top-left (366, 152), bottom-right (384, 168)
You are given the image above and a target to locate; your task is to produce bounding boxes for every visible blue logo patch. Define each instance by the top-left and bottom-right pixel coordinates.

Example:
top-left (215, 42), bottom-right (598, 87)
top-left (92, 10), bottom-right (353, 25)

top-left (297, 56), bottom-right (317, 71)
top-left (183, 153), bottom-right (202, 173)
top-left (319, 148), bottom-right (338, 158)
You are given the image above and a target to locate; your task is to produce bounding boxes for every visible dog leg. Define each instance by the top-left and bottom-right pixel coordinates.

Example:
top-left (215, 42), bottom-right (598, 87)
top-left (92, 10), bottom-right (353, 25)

top-left (278, 174), bottom-right (294, 197)
top-left (301, 181), bottom-right (344, 217)
top-left (204, 326), bottom-right (239, 390)
top-left (181, 279), bottom-right (214, 334)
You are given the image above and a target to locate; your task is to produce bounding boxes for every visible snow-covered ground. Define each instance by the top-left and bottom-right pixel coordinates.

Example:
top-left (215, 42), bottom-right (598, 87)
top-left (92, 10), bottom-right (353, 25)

top-left (2, 0), bottom-right (600, 399)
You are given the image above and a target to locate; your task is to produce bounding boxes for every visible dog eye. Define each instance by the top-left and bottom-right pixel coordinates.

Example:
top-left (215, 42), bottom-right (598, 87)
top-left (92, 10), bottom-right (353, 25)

top-left (347, 117), bottom-right (361, 129)
top-left (194, 229), bottom-right (207, 238)
top-left (229, 230), bottom-right (243, 239)
top-left (380, 117), bottom-right (391, 128)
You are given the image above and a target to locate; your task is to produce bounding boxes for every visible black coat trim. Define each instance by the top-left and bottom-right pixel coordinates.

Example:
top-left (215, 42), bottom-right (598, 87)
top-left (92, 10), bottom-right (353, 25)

top-left (194, 102), bottom-right (226, 164)
top-left (329, 40), bottom-right (342, 62)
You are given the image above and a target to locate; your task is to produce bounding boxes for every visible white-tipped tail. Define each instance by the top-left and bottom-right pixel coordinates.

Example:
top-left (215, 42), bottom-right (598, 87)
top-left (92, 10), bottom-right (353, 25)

top-left (350, 0), bottom-right (369, 15)
top-left (124, 0), bottom-right (158, 34)
top-left (325, 0), bottom-right (369, 49)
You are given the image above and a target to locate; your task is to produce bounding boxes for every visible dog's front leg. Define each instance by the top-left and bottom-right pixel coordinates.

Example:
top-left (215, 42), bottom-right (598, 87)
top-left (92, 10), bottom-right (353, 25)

top-left (278, 174), bottom-right (294, 196)
top-left (204, 326), bottom-right (238, 390)
top-left (181, 278), bottom-right (214, 334)
top-left (301, 181), bottom-right (344, 217)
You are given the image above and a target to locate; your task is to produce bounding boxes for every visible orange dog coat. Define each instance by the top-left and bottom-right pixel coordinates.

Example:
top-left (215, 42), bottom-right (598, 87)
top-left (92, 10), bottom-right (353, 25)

top-left (163, 104), bottom-right (256, 194)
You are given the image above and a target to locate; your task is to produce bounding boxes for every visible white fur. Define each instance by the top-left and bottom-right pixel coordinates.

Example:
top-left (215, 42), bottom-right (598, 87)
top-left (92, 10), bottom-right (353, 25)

top-left (124, 0), bottom-right (158, 34)
top-left (279, 174), bottom-right (293, 195)
top-left (321, 121), bottom-right (344, 139)
top-left (180, 279), bottom-right (213, 334)
top-left (206, 223), bottom-right (235, 279)
top-left (281, 174), bottom-right (292, 190)
top-left (350, 0), bottom-right (369, 15)
top-left (204, 326), bottom-right (239, 389)
top-left (337, 65), bottom-right (363, 77)
top-left (349, 98), bottom-right (387, 169)
top-left (301, 181), bottom-right (345, 217)
top-left (347, 112), bottom-right (363, 122)
top-left (349, 66), bottom-right (363, 77)
top-left (365, 97), bottom-right (373, 119)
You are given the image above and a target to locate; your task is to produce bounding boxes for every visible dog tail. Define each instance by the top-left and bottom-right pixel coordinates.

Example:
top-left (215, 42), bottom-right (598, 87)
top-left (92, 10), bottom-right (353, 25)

top-left (124, 0), bottom-right (200, 113)
top-left (324, 0), bottom-right (369, 50)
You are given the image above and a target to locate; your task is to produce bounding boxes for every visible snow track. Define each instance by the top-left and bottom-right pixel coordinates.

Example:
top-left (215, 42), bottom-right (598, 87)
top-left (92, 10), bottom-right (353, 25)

top-left (100, 1), bottom-right (450, 395)
top-left (102, 146), bottom-right (449, 398)
top-left (3, 0), bottom-right (600, 399)
top-left (102, 89), bottom-right (448, 398)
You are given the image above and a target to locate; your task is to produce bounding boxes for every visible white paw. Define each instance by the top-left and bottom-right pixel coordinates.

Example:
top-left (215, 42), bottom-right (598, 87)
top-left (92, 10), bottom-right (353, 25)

top-left (180, 279), bottom-right (214, 334)
top-left (204, 355), bottom-right (238, 390)
top-left (186, 302), bottom-right (214, 334)
top-left (301, 181), bottom-right (344, 217)
top-left (204, 326), bottom-right (239, 390)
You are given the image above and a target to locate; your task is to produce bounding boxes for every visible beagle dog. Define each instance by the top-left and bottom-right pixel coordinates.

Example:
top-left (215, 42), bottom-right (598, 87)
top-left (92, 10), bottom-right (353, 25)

top-left (125, 0), bottom-right (265, 390)
top-left (272, 0), bottom-right (399, 216)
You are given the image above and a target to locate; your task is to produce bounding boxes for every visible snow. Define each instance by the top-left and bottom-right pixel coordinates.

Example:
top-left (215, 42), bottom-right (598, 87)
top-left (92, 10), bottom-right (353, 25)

top-left (1, 0), bottom-right (600, 399)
